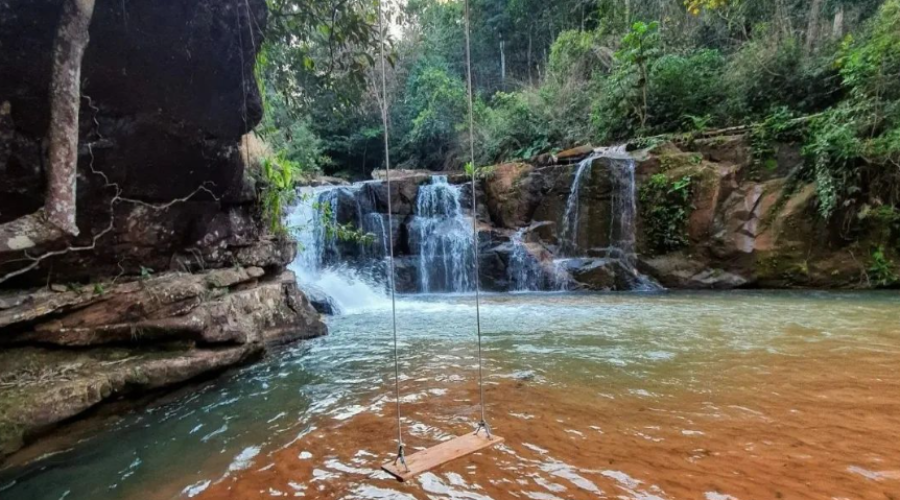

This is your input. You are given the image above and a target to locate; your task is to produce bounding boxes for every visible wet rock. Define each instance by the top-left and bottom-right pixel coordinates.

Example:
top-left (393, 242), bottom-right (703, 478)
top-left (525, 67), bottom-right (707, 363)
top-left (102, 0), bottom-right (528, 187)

top-left (531, 158), bottom-right (616, 252)
top-left (369, 178), bottom-right (421, 217)
top-left (561, 258), bottom-right (624, 291)
top-left (233, 239), bottom-right (298, 270)
top-left (640, 253), bottom-right (749, 289)
top-left (690, 135), bottom-right (751, 166)
top-left (3, 268), bottom-right (323, 349)
top-left (303, 285), bottom-right (339, 315)
top-left (0, 344), bottom-right (260, 459)
top-left (392, 257), bottom-right (420, 294)
top-left (305, 176), bottom-right (350, 187)
top-left (482, 163), bottom-right (535, 229)
top-left (555, 145), bottom-right (595, 164)
top-left (371, 169), bottom-right (468, 184)
top-left (0, 268), bottom-right (324, 459)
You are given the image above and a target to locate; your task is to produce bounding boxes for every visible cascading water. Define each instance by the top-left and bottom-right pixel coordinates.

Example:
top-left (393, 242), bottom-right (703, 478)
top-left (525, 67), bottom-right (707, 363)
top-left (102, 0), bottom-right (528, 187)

top-left (560, 152), bottom-right (600, 256)
top-left (559, 147), bottom-right (661, 291)
top-left (506, 228), bottom-right (571, 292)
top-left (410, 176), bottom-right (475, 293)
top-left (507, 229), bottom-right (542, 292)
top-left (287, 185), bottom-right (390, 314)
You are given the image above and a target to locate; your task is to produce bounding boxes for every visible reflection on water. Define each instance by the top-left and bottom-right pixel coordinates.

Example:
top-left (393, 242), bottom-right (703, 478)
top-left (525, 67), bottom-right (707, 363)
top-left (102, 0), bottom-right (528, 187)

top-left (2, 291), bottom-right (900, 500)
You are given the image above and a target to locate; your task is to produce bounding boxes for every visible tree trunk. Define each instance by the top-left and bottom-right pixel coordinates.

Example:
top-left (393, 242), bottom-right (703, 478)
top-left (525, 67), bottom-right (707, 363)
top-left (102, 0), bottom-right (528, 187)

top-left (806, 0), bottom-right (823, 53)
top-left (832, 5), bottom-right (845, 39)
top-left (775, 0), bottom-right (791, 40)
top-left (47, 0), bottom-right (95, 235)
top-left (527, 31), bottom-right (533, 86)
top-left (499, 38), bottom-right (506, 86)
top-left (0, 0), bottom-right (94, 253)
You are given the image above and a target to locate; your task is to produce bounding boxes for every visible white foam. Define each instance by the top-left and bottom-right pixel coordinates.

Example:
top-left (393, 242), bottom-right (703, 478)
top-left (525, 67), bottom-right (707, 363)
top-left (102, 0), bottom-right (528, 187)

top-left (228, 446), bottom-right (261, 472)
top-left (182, 480), bottom-right (211, 498)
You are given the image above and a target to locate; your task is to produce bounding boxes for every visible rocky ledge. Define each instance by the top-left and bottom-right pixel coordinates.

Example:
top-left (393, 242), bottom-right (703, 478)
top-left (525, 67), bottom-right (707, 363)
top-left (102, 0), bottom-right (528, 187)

top-left (0, 0), bottom-right (333, 462)
top-left (0, 266), bottom-right (325, 459)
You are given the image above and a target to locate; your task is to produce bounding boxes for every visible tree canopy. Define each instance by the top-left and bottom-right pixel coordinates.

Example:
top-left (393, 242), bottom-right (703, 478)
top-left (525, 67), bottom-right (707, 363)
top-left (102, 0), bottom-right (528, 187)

top-left (255, 0), bottom-right (899, 233)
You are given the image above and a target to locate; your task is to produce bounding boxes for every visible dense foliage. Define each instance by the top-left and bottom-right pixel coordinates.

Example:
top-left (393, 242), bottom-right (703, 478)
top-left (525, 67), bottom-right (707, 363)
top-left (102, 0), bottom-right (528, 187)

top-left (639, 174), bottom-right (695, 254)
top-left (257, 0), bottom-right (899, 260)
top-left (258, 0), bottom-right (889, 174)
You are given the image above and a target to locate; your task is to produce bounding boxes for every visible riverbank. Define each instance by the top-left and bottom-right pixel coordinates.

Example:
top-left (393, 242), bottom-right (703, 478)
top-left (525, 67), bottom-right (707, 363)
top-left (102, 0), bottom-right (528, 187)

top-left (3, 291), bottom-right (898, 499)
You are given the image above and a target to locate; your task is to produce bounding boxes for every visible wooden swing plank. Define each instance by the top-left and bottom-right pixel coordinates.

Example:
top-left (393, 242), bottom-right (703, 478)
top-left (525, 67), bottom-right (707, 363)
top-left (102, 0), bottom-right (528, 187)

top-left (382, 433), bottom-right (504, 482)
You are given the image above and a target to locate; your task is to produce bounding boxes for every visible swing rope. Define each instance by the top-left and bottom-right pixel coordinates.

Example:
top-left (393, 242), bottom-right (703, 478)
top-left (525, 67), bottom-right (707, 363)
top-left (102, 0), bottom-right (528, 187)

top-left (376, 0), bottom-right (491, 473)
top-left (376, 0), bottom-right (407, 472)
top-left (463, 0), bottom-right (492, 438)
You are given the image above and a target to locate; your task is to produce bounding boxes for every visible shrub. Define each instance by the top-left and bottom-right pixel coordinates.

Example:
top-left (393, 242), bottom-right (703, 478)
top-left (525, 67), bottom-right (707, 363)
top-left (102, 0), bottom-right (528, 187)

top-left (647, 49), bottom-right (727, 133)
top-left (258, 153), bottom-right (301, 236)
top-left (803, 104), bottom-right (866, 219)
top-left (639, 174), bottom-right (695, 254)
top-left (722, 29), bottom-right (841, 121)
top-left (476, 91), bottom-right (549, 163)
top-left (593, 21), bottom-right (661, 141)
top-left (868, 245), bottom-right (899, 287)
top-left (802, 0), bottom-right (900, 220)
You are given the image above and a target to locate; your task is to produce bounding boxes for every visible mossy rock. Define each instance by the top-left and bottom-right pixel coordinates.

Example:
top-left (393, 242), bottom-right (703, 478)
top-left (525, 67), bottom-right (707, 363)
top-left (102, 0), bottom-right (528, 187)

top-left (658, 152), bottom-right (703, 172)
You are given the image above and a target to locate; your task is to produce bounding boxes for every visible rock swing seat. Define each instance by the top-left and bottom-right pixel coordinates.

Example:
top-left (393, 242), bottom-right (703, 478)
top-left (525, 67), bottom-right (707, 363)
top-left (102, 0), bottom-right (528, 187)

top-left (373, 0), bottom-right (503, 482)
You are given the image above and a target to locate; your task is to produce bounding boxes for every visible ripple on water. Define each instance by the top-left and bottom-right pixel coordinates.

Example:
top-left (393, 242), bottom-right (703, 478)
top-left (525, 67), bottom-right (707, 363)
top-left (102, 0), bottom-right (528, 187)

top-left (418, 472), bottom-right (493, 500)
top-left (2, 291), bottom-right (900, 500)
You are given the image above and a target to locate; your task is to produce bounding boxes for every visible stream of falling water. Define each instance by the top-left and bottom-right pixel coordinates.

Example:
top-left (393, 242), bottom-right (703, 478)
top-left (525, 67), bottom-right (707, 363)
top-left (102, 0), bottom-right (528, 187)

top-left (559, 148), bottom-right (661, 290)
top-left (411, 176), bottom-right (475, 293)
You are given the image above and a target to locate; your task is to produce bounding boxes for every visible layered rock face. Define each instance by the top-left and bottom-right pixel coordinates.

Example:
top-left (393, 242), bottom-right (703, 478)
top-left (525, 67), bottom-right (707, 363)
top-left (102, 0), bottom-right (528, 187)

top-left (313, 134), bottom-right (878, 293)
top-left (0, 0), bottom-right (326, 460)
top-left (0, 268), bottom-right (324, 458)
top-left (481, 137), bottom-right (875, 290)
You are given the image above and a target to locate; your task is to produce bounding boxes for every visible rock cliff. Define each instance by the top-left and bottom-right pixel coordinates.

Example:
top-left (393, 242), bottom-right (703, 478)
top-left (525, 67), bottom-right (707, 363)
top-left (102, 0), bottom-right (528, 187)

top-left (0, 0), bottom-right (326, 461)
top-left (317, 135), bottom-right (883, 293)
top-left (480, 137), bottom-right (880, 290)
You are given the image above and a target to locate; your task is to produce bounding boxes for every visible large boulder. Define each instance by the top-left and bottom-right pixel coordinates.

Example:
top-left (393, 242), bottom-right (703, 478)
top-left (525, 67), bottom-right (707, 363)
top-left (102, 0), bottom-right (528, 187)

top-left (0, 0), bottom-right (336, 464)
top-left (0, 0), bottom-right (267, 285)
top-left (0, 267), bottom-right (325, 459)
top-left (640, 252), bottom-right (749, 289)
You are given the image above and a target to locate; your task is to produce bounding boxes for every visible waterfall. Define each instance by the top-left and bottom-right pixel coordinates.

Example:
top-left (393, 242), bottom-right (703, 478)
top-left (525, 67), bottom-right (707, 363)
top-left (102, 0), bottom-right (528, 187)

top-left (507, 229), bottom-right (542, 292)
top-left (559, 147), bottom-right (661, 291)
top-left (606, 159), bottom-right (661, 291)
top-left (287, 185), bottom-right (390, 314)
top-left (560, 152), bottom-right (599, 256)
top-left (411, 176), bottom-right (475, 293)
top-left (507, 228), bottom-right (572, 292)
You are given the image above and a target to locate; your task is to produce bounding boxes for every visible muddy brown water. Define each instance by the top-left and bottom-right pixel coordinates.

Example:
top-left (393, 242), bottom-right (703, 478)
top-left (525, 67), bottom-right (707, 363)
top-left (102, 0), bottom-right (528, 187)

top-left (2, 292), bottom-right (899, 500)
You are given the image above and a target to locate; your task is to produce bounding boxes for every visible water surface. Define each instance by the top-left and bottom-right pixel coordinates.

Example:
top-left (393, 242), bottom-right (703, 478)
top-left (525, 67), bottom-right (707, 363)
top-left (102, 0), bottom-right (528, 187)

top-left (2, 291), bottom-right (899, 499)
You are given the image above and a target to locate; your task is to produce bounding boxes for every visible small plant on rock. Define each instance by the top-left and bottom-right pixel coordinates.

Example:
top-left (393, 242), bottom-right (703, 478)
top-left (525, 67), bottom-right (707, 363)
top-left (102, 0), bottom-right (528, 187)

top-left (868, 245), bottom-right (898, 287)
top-left (640, 174), bottom-right (695, 254)
top-left (259, 153), bottom-right (302, 236)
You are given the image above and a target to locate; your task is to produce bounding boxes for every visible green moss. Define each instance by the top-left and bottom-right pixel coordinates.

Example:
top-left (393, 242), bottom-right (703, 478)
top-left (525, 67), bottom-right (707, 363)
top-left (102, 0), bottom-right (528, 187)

top-left (756, 252), bottom-right (810, 285)
top-left (658, 152), bottom-right (703, 172)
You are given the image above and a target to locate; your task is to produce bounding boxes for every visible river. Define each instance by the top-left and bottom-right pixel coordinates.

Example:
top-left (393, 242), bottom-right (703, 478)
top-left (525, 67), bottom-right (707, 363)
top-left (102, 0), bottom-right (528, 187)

top-left (2, 291), bottom-right (899, 499)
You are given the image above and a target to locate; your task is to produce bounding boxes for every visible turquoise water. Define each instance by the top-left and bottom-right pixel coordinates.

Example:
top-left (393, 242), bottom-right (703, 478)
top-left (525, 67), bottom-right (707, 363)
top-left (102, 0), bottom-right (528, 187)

top-left (1, 291), bottom-right (898, 499)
